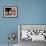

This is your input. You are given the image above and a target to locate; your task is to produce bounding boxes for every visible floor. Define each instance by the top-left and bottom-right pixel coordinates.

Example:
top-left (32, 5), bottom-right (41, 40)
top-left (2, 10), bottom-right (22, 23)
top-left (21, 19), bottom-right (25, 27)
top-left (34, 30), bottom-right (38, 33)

top-left (0, 40), bottom-right (46, 46)
top-left (19, 39), bottom-right (46, 46)
top-left (0, 44), bottom-right (18, 46)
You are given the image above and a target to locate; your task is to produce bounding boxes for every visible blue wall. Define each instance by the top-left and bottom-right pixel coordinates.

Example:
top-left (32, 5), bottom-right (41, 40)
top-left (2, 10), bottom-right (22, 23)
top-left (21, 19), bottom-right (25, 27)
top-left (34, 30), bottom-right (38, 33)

top-left (0, 0), bottom-right (46, 44)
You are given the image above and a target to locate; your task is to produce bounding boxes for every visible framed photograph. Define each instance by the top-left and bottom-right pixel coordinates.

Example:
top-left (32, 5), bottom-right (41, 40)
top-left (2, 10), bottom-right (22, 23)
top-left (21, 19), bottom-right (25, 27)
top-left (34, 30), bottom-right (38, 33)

top-left (18, 24), bottom-right (46, 42)
top-left (3, 6), bottom-right (17, 18)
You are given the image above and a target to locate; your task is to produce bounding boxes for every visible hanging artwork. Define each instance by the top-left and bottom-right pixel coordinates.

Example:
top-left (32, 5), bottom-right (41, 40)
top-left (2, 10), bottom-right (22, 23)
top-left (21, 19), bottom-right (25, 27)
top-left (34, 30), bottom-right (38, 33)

top-left (8, 32), bottom-right (16, 41)
top-left (18, 24), bottom-right (46, 41)
top-left (3, 6), bottom-right (17, 17)
top-left (8, 32), bottom-right (16, 46)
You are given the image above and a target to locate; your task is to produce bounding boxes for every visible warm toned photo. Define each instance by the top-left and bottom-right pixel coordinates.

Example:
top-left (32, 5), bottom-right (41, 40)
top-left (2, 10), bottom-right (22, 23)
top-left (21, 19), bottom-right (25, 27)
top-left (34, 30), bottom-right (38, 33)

top-left (4, 6), bottom-right (17, 17)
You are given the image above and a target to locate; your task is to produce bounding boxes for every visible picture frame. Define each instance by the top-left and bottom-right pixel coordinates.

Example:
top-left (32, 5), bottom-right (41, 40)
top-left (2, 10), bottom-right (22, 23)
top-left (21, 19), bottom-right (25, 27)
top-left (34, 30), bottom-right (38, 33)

top-left (3, 6), bottom-right (17, 18)
top-left (18, 24), bottom-right (46, 42)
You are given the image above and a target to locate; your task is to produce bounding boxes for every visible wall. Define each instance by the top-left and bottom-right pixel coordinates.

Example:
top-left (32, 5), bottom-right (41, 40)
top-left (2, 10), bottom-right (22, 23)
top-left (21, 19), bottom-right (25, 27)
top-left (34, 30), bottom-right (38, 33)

top-left (0, 0), bottom-right (18, 44)
top-left (19, 0), bottom-right (46, 24)
top-left (0, 0), bottom-right (46, 44)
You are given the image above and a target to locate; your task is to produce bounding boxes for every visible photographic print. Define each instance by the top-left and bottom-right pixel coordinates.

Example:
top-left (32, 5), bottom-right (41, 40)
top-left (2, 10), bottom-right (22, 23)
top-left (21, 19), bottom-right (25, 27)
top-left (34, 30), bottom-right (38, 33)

top-left (3, 6), bottom-right (17, 17)
top-left (18, 24), bottom-right (46, 41)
